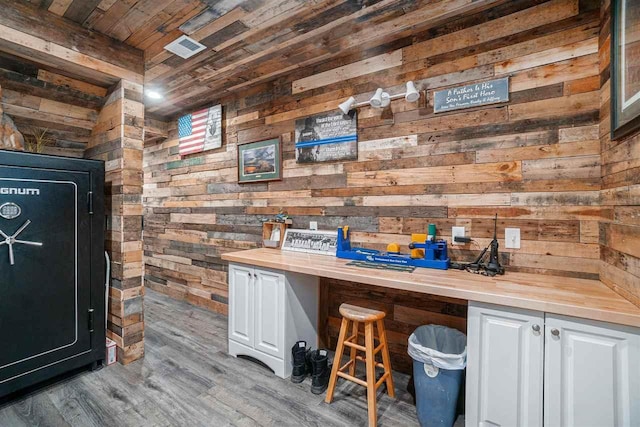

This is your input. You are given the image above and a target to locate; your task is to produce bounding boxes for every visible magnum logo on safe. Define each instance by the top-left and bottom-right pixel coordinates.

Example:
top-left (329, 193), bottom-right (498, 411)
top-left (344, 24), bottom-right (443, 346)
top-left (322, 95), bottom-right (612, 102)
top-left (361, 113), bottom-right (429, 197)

top-left (0, 187), bottom-right (40, 196)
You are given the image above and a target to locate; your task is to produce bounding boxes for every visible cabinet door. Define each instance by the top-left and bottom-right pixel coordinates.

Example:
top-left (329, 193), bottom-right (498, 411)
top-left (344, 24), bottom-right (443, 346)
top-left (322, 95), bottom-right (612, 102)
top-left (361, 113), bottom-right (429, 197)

top-left (466, 302), bottom-right (544, 427)
top-left (228, 264), bottom-right (254, 347)
top-left (544, 315), bottom-right (640, 427)
top-left (253, 269), bottom-right (285, 359)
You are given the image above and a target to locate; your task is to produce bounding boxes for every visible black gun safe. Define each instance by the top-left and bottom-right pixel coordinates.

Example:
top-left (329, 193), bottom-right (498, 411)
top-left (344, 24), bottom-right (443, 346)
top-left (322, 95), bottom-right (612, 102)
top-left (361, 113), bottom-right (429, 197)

top-left (0, 150), bottom-right (105, 398)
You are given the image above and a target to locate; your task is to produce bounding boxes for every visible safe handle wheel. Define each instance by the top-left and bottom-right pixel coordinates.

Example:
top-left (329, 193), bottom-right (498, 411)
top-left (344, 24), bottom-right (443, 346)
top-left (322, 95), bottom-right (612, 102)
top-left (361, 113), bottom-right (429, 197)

top-left (0, 220), bottom-right (43, 265)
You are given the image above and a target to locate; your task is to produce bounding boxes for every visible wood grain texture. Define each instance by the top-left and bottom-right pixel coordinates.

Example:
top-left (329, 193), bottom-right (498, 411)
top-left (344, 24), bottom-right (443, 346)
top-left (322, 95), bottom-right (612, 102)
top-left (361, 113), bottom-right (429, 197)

top-left (134, 0), bottom-right (510, 117)
top-left (0, 289), bottom-right (425, 426)
top-left (598, 0), bottom-right (640, 307)
top-left (86, 80), bottom-right (145, 364)
top-left (224, 248), bottom-right (640, 328)
top-left (0, 0), bottom-right (143, 85)
top-left (142, 0), bottom-right (610, 318)
top-left (0, 12), bottom-right (138, 153)
top-left (320, 278), bottom-right (467, 374)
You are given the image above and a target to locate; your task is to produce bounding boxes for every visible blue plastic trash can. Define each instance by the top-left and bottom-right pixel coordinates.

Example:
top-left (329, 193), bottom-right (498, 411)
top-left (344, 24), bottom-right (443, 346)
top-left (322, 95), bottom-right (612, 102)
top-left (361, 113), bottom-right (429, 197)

top-left (408, 325), bottom-right (467, 427)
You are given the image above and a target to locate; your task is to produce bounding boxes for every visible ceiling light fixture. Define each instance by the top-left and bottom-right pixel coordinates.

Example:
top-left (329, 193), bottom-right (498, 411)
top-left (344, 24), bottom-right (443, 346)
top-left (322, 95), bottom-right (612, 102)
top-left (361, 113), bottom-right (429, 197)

top-left (146, 90), bottom-right (163, 100)
top-left (338, 81), bottom-right (421, 114)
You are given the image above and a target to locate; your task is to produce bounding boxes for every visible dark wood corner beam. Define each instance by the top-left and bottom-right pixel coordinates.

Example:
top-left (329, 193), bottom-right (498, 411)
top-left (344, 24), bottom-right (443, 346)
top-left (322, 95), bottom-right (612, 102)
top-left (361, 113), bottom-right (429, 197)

top-left (0, 66), bottom-right (105, 110)
top-left (0, 0), bottom-right (144, 85)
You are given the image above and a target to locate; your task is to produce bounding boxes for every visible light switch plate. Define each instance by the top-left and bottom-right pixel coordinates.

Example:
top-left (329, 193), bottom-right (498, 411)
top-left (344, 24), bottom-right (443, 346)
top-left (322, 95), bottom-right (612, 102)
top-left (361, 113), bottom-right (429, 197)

top-left (452, 226), bottom-right (466, 245)
top-left (505, 228), bottom-right (521, 249)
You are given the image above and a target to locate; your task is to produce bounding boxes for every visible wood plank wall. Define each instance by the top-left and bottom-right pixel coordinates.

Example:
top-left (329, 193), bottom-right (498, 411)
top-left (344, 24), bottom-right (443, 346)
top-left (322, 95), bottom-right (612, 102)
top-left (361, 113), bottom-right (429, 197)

top-left (86, 80), bottom-right (146, 364)
top-left (0, 54), bottom-right (104, 156)
top-left (143, 0), bottom-right (608, 368)
top-left (598, 0), bottom-right (640, 306)
top-left (321, 280), bottom-right (467, 374)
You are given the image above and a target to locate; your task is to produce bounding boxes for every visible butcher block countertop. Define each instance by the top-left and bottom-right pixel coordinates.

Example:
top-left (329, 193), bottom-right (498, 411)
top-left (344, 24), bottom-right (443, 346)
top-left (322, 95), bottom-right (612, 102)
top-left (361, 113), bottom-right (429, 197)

top-left (222, 248), bottom-right (640, 328)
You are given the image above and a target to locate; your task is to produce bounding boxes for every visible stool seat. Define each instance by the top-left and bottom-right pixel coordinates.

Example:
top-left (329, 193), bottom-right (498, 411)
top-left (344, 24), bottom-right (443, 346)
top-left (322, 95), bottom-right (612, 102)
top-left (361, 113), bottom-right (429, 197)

top-left (339, 304), bottom-right (386, 322)
top-left (326, 303), bottom-right (395, 426)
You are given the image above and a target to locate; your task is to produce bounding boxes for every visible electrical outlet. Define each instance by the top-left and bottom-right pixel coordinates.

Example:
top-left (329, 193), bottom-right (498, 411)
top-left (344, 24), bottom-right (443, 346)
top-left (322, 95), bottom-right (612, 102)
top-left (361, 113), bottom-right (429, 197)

top-left (505, 228), bottom-right (521, 249)
top-left (309, 221), bottom-right (318, 230)
top-left (452, 226), bottom-right (466, 245)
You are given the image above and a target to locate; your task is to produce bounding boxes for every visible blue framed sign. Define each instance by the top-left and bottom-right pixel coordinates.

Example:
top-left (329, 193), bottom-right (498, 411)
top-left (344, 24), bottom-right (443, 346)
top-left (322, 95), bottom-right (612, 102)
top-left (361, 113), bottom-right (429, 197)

top-left (295, 111), bottom-right (357, 163)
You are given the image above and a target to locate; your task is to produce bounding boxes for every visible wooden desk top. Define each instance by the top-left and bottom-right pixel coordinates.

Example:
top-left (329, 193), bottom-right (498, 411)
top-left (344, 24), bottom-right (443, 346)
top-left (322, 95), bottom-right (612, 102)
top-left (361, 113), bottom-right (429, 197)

top-left (222, 248), bottom-right (640, 328)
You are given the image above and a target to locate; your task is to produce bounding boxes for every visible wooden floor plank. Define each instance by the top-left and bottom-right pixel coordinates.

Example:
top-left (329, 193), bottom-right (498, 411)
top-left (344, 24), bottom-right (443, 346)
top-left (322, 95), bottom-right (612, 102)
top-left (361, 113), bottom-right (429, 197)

top-left (0, 289), bottom-right (425, 426)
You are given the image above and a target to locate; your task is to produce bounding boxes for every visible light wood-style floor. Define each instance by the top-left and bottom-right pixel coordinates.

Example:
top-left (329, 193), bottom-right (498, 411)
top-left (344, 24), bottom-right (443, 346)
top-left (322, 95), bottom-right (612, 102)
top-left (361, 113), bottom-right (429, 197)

top-left (0, 289), bottom-right (423, 426)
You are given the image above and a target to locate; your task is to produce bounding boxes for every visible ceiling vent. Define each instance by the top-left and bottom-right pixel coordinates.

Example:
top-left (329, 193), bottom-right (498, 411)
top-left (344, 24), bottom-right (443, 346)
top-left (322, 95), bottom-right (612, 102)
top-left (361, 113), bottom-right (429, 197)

top-left (164, 35), bottom-right (207, 59)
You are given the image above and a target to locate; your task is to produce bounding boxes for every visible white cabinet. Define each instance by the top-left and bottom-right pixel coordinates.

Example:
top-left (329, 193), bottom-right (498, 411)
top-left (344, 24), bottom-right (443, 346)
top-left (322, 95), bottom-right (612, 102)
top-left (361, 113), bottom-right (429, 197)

top-left (466, 303), bottom-right (544, 427)
top-left (228, 263), bottom-right (319, 379)
top-left (544, 315), bottom-right (640, 427)
top-left (253, 269), bottom-right (285, 359)
top-left (467, 302), bottom-right (640, 427)
top-left (228, 264), bottom-right (253, 347)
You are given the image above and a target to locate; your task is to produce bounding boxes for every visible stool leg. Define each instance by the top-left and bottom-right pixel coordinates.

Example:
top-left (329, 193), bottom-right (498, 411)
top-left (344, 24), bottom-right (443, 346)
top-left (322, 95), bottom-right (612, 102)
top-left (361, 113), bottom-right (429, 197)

top-left (325, 317), bottom-right (349, 403)
top-left (377, 319), bottom-right (395, 398)
top-left (349, 321), bottom-right (359, 377)
top-left (365, 322), bottom-right (377, 427)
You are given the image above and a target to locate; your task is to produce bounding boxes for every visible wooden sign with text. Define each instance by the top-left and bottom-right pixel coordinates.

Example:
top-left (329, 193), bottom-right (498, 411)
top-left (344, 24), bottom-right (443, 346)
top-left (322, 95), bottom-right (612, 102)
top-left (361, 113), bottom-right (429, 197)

top-left (434, 77), bottom-right (509, 113)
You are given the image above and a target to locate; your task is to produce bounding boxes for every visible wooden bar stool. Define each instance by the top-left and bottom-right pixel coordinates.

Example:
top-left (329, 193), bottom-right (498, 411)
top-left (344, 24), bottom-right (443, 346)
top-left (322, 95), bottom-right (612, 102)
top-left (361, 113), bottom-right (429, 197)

top-left (325, 303), bottom-right (395, 426)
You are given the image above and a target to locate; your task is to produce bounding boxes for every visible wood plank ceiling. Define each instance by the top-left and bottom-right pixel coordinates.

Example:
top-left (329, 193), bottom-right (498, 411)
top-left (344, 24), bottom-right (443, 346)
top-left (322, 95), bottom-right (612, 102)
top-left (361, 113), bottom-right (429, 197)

top-left (31, 0), bottom-right (508, 120)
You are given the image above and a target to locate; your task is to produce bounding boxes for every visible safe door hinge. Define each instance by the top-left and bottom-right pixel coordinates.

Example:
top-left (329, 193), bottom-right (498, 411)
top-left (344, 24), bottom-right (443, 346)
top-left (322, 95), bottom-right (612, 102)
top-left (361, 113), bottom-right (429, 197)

top-left (88, 308), bottom-right (95, 332)
top-left (88, 191), bottom-right (94, 215)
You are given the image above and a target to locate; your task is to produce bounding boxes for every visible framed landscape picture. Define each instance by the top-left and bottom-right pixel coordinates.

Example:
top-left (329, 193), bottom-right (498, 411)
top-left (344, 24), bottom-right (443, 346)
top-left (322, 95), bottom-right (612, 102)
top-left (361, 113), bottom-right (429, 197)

top-left (237, 137), bottom-right (282, 183)
top-left (611, 0), bottom-right (640, 140)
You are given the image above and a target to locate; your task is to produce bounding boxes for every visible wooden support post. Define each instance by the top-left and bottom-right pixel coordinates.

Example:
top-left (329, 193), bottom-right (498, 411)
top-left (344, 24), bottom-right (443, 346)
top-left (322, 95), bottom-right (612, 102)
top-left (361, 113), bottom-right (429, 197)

top-left (85, 79), bottom-right (145, 364)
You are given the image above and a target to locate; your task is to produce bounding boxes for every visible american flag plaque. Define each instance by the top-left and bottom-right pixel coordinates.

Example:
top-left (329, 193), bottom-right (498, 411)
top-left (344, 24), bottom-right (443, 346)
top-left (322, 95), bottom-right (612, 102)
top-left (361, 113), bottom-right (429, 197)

top-left (178, 105), bottom-right (222, 156)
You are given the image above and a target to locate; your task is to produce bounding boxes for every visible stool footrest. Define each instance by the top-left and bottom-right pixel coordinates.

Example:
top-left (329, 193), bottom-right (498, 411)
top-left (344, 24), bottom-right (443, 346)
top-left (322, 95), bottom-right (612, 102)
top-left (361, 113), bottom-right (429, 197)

top-left (344, 340), bottom-right (366, 352)
top-left (337, 371), bottom-right (368, 387)
top-left (338, 359), bottom-right (355, 373)
top-left (355, 355), bottom-right (385, 369)
top-left (344, 340), bottom-right (384, 355)
top-left (375, 372), bottom-right (390, 390)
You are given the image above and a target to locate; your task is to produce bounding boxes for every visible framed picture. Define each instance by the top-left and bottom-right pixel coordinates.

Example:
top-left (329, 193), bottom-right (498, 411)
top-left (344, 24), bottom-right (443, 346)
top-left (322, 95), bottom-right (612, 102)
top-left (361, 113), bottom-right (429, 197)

top-left (281, 229), bottom-right (338, 256)
top-left (611, 0), bottom-right (640, 140)
top-left (294, 110), bottom-right (357, 163)
top-left (178, 105), bottom-right (222, 156)
top-left (237, 137), bottom-right (282, 183)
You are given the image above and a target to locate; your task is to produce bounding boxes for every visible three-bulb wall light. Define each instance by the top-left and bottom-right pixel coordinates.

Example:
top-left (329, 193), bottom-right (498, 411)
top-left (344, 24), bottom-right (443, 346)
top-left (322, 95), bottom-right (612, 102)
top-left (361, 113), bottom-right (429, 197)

top-left (338, 81), bottom-right (420, 114)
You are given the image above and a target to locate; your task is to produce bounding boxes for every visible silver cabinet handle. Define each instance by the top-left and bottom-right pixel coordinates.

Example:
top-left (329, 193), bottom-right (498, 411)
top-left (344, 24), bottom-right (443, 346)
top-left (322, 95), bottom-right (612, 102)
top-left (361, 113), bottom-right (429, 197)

top-left (532, 324), bottom-right (540, 332)
top-left (551, 328), bottom-right (560, 337)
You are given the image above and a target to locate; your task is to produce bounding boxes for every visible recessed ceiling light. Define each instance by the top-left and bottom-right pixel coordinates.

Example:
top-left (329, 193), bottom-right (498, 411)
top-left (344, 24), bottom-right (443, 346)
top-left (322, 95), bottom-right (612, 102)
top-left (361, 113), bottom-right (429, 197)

top-left (146, 90), bottom-right (163, 100)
